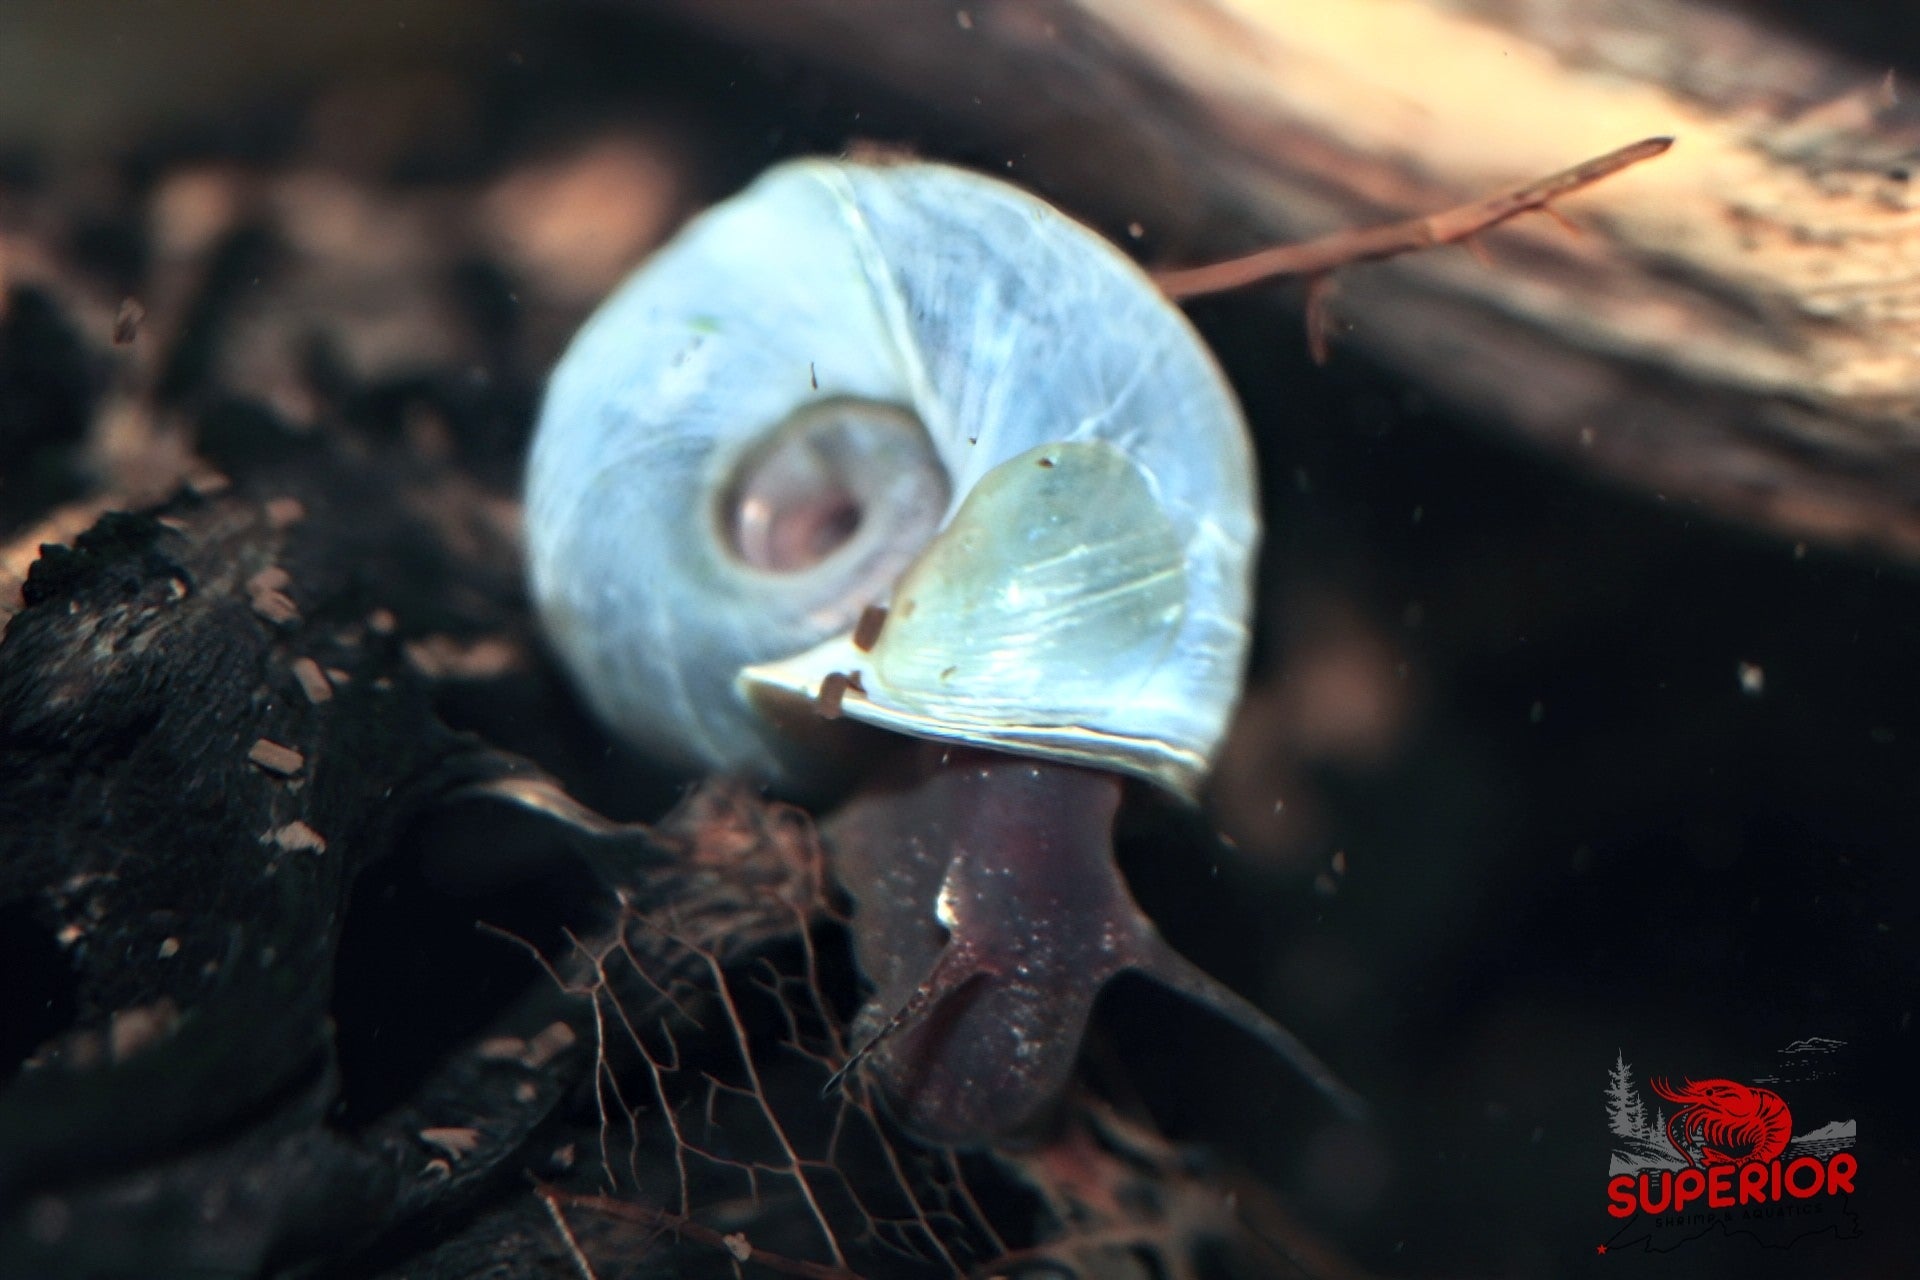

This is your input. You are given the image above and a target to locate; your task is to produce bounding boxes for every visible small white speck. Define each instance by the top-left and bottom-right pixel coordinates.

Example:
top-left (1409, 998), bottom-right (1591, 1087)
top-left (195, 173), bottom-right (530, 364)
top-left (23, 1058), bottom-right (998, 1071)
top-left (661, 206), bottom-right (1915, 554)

top-left (1737, 662), bottom-right (1765, 696)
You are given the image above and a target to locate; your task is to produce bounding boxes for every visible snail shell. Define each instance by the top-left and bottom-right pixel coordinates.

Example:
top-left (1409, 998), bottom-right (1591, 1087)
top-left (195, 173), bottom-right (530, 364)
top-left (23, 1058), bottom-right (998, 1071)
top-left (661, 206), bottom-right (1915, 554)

top-left (525, 158), bottom-right (1258, 797)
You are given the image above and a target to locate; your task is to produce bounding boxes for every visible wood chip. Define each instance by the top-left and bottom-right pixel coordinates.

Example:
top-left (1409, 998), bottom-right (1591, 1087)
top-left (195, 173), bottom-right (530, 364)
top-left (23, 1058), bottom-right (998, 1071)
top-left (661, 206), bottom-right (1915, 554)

top-left (522, 1020), bottom-right (577, 1069)
top-left (264, 496), bottom-right (307, 529)
top-left (475, 1035), bottom-right (527, 1061)
top-left (248, 738), bottom-right (305, 777)
top-left (247, 567), bottom-right (300, 626)
top-left (367, 607), bottom-right (397, 635)
top-left (185, 470), bottom-right (231, 497)
top-left (109, 998), bottom-right (179, 1062)
top-left (723, 1233), bottom-right (752, 1264)
top-left (403, 633), bottom-right (520, 680)
top-left (289, 656), bottom-right (333, 704)
top-left (267, 820), bottom-right (327, 854)
top-left (418, 1127), bottom-right (483, 1161)
top-left (250, 589), bottom-right (299, 625)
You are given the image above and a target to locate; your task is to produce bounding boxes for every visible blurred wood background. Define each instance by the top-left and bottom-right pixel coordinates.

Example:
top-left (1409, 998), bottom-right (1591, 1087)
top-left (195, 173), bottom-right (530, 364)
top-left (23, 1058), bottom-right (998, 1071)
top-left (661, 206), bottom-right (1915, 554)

top-left (654, 0), bottom-right (1920, 561)
top-left (7, 0), bottom-right (1920, 558)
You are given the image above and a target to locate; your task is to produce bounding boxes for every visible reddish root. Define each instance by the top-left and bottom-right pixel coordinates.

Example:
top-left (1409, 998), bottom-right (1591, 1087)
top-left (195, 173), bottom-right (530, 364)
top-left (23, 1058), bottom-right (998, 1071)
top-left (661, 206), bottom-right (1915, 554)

top-left (491, 777), bottom-right (1370, 1279)
top-left (1154, 136), bottom-right (1672, 358)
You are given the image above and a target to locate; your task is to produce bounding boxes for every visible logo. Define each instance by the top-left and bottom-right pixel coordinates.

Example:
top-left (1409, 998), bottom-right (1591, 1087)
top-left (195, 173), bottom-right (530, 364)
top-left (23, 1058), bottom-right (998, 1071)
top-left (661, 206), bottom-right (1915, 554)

top-left (1598, 1040), bottom-right (1859, 1255)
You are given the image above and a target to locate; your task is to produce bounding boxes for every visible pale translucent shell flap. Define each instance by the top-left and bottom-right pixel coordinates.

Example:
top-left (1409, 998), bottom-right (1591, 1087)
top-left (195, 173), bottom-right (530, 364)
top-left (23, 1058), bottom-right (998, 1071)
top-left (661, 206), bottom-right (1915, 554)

top-left (743, 440), bottom-right (1217, 796)
top-left (526, 157), bottom-right (1259, 791)
top-left (876, 441), bottom-right (1185, 720)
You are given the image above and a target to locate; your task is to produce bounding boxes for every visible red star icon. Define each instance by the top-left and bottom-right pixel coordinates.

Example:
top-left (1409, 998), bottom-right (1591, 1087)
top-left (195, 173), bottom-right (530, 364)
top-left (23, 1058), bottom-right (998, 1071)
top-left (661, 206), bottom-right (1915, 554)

top-left (1595, 1244), bottom-right (1609, 1255)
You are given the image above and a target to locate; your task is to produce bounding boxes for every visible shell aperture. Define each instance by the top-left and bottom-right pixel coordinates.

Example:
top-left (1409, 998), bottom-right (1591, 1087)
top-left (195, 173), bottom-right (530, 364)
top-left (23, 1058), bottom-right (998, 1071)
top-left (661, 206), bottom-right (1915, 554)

top-left (719, 398), bottom-right (948, 577)
top-left (525, 158), bottom-right (1257, 794)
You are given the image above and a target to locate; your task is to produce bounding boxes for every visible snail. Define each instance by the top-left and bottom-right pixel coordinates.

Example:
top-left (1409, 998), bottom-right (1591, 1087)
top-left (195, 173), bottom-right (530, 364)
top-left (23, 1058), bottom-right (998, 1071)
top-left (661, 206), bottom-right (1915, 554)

top-left (526, 155), bottom-right (1352, 1144)
top-left (525, 137), bottom-right (1673, 1144)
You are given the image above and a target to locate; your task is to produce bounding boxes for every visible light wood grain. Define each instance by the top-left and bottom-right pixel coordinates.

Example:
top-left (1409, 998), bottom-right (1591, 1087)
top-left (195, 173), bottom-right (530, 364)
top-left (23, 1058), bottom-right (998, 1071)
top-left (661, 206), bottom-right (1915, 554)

top-left (651, 0), bottom-right (1920, 559)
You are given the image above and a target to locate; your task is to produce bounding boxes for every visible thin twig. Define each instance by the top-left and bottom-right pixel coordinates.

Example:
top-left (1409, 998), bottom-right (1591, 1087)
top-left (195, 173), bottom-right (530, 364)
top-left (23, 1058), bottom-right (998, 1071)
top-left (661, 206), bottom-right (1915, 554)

top-left (1154, 136), bottom-right (1672, 299)
top-left (542, 1189), bottom-right (604, 1280)
top-left (700, 950), bottom-right (851, 1270)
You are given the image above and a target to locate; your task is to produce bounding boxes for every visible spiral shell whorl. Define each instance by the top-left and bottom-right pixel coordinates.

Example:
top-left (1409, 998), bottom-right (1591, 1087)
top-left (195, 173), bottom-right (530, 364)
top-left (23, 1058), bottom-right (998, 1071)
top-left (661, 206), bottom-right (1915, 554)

top-left (527, 158), bottom-right (1258, 796)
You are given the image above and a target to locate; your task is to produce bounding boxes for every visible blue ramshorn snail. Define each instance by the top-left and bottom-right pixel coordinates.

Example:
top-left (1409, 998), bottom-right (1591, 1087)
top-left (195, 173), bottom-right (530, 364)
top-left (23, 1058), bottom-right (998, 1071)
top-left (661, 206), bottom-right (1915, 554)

top-left (526, 142), bottom-right (1668, 1143)
top-left (526, 157), bottom-right (1350, 1144)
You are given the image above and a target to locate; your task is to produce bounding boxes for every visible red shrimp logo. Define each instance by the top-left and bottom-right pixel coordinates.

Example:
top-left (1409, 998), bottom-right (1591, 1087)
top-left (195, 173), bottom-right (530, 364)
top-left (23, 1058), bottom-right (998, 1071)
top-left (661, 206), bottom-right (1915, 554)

top-left (1601, 1044), bottom-right (1860, 1246)
top-left (1649, 1077), bottom-right (1791, 1167)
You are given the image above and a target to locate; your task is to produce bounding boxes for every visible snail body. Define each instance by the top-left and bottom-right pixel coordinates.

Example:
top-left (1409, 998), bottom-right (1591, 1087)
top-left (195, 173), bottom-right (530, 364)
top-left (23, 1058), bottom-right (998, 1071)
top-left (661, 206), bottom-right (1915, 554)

top-left (527, 157), bottom-right (1351, 1142)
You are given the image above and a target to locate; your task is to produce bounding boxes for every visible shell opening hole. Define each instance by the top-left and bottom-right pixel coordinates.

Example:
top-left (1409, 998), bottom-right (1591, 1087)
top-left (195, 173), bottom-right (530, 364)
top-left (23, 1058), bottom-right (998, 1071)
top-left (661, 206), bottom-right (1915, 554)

top-left (737, 484), bottom-right (863, 573)
top-left (719, 399), bottom-right (948, 579)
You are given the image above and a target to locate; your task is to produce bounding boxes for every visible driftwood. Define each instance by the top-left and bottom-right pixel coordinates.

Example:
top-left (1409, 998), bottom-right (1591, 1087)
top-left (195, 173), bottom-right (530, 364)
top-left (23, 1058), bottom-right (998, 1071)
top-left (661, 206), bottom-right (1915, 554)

top-left (652, 0), bottom-right (1920, 560)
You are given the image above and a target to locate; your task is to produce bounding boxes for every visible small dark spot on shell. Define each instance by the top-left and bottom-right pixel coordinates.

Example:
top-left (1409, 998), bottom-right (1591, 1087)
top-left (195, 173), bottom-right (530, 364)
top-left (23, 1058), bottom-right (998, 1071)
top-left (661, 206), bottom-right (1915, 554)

top-left (1037, 456), bottom-right (1054, 468)
top-left (852, 604), bottom-right (888, 651)
top-left (818, 672), bottom-right (851, 719)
